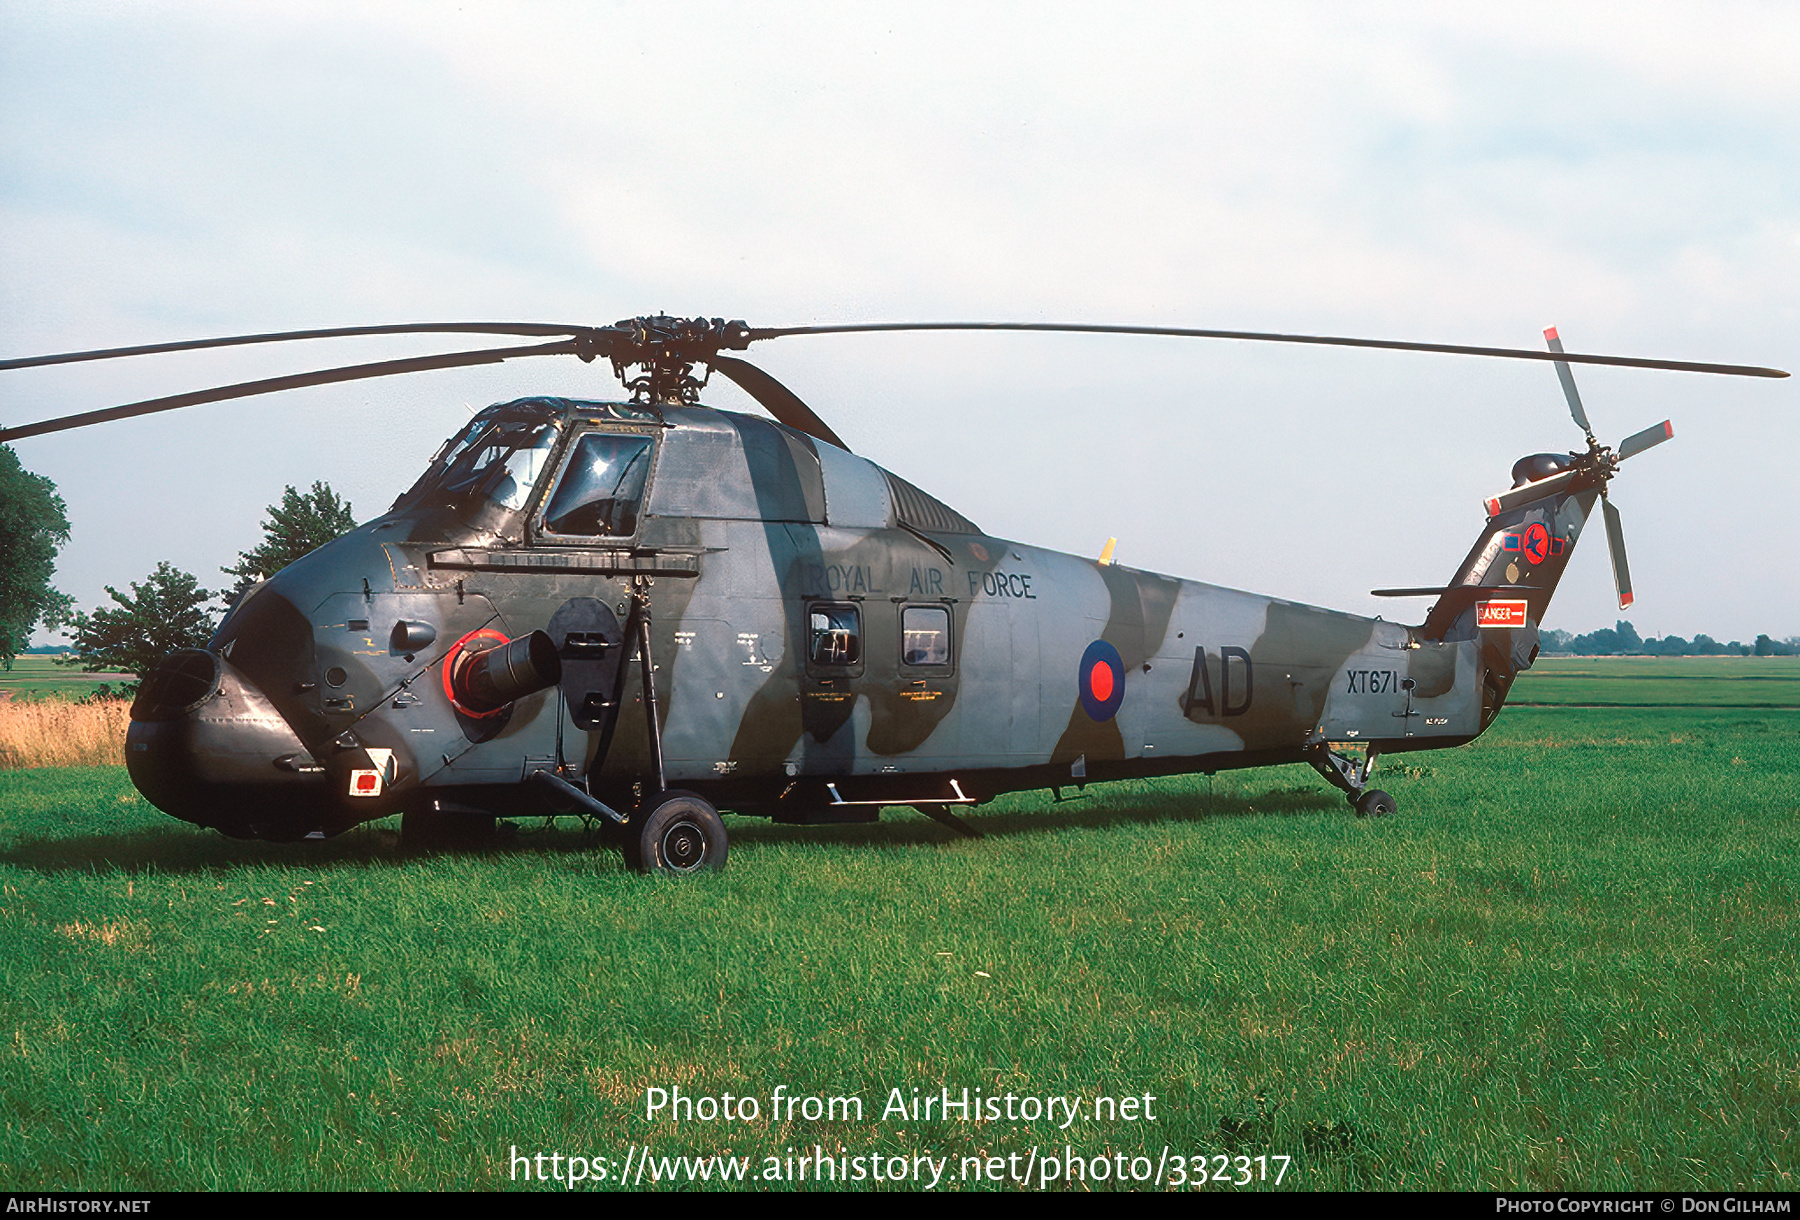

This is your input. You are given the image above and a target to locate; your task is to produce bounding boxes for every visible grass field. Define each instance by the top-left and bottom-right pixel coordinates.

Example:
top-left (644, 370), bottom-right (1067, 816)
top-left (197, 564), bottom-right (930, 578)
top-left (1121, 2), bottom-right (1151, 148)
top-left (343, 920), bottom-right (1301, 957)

top-left (0, 655), bottom-right (133, 702)
top-left (1512, 655), bottom-right (1800, 708)
top-left (0, 700), bottom-right (130, 769)
top-left (0, 661), bottom-right (1795, 1191)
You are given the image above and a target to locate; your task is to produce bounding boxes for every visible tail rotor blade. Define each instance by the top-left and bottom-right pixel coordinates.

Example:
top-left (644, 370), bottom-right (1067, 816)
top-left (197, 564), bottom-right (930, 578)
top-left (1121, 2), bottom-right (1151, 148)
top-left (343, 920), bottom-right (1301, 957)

top-left (1602, 495), bottom-right (1634, 609)
top-left (1618, 419), bottom-right (1674, 460)
top-left (1544, 326), bottom-right (1596, 440)
top-left (1484, 468), bottom-right (1580, 517)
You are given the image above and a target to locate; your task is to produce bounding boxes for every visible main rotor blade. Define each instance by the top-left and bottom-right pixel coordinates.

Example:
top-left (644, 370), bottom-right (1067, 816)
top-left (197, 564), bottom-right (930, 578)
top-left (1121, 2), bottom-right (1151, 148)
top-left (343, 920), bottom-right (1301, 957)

top-left (710, 355), bottom-right (850, 451)
top-left (1601, 496), bottom-right (1633, 609)
top-left (1543, 326), bottom-right (1595, 438)
top-left (0, 322), bottom-right (597, 372)
top-left (748, 321), bottom-right (1790, 379)
top-left (0, 338), bottom-right (580, 442)
top-left (1618, 419), bottom-right (1674, 460)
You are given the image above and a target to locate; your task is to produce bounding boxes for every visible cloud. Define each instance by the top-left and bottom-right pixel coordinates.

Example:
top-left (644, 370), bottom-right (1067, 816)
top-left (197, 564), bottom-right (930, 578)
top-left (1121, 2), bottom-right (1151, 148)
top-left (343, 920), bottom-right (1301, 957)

top-left (2, 2), bottom-right (1794, 638)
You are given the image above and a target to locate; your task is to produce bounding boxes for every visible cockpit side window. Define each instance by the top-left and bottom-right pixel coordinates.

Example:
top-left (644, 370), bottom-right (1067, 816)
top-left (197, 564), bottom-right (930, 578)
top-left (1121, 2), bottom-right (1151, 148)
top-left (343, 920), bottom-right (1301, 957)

top-left (540, 432), bottom-right (657, 539)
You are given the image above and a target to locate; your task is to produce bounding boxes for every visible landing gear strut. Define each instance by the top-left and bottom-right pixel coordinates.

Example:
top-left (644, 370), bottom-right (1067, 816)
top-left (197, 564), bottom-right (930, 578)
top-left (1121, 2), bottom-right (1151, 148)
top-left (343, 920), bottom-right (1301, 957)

top-left (1305, 740), bottom-right (1397, 818)
top-left (617, 581), bottom-right (729, 874)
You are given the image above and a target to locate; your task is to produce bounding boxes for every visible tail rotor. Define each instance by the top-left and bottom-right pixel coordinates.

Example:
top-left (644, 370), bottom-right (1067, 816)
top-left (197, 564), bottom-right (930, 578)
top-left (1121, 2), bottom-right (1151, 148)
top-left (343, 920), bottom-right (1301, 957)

top-left (1534, 327), bottom-right (1676, 610)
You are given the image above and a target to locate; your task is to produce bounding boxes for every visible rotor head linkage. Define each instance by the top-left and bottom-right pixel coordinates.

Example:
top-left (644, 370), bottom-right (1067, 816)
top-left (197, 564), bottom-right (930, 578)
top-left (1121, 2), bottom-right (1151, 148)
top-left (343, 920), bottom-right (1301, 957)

top-left (596, 315), bottom-right (752, 405)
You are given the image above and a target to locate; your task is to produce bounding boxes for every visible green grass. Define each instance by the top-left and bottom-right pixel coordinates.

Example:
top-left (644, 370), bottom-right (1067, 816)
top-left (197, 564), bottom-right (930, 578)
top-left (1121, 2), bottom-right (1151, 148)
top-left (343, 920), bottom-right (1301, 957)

top-left (0, 655), bottom-right (131, 701)
top-left (0, 678), bottom-right (1796, 1190)
top-left (1513, 655), bottom-right (1800, 707)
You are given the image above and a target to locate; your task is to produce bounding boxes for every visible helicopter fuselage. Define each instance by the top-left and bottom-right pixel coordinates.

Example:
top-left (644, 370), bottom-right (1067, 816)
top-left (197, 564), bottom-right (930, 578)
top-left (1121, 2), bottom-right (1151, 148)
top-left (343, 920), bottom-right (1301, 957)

top-left (124, 394), bottom-right (1587, 843)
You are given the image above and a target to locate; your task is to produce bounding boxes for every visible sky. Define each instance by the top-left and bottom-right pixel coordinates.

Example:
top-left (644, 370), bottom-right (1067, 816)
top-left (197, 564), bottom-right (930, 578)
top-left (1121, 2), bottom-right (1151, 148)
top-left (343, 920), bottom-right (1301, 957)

top-left (3, 1), bottom-right (1796, 644)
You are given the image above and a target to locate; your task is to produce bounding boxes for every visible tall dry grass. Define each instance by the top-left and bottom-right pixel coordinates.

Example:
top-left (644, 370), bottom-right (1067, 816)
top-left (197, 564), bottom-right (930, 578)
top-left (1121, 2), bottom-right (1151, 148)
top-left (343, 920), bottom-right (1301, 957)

top-left (0, 698), bottom-right (130, 768)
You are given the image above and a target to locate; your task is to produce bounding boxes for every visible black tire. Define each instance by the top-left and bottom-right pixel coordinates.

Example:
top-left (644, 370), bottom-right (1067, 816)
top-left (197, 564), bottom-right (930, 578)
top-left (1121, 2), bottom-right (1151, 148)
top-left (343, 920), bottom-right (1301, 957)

top-left (631, 790), bottom-right (728, 875)
top-left (1354, 789), bottom-right (1397, 818)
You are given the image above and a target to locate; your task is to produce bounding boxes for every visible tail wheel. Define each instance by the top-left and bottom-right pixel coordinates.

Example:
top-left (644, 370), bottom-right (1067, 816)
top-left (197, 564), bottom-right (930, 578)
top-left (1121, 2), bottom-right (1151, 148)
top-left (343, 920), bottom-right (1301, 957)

top-left (629, 790), bottom-right (728, 875)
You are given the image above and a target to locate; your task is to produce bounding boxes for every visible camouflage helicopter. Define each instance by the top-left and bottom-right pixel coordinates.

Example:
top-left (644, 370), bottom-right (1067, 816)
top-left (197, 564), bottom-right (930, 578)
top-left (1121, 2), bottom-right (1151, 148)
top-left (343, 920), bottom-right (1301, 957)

top-left (1, 318), bottom-right (1785, 872)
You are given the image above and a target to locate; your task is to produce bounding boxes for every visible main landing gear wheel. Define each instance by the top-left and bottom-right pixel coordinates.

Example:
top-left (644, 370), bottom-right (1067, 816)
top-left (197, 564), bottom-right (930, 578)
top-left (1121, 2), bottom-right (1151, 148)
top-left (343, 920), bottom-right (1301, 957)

top-left (1354, 789), bottom-right (1397, 818)
top-left (628, 790), bottom-right (728, 875)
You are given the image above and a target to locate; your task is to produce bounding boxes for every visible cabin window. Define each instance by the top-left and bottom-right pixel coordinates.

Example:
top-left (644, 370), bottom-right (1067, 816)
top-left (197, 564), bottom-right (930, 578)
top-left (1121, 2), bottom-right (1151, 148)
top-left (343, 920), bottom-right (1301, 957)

top-left (808, 603), bottom-right (861, 668)
top-left (900, 605), bottom-right (951, 668)
top-left (541, 432), bottom-right (656, 538)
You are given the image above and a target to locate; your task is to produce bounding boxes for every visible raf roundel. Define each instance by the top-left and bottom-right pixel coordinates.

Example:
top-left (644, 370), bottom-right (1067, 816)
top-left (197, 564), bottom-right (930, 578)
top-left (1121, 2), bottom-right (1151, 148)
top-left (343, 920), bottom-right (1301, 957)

top-left (1078, 639), bottom-right (1127, 722)
top-left (1521, 522), bottom-right (1550, 565)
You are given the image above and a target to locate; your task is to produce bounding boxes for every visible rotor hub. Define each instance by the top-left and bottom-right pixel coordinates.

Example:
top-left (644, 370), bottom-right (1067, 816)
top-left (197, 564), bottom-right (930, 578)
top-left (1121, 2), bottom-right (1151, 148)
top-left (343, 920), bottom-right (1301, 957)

top-left (601, 315), bottom-right (752, 405)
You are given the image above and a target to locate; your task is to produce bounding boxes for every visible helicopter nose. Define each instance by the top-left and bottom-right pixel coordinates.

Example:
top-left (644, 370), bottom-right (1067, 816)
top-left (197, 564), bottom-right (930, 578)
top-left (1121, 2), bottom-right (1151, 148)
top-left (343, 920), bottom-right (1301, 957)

top-left (127, 648), bottom-right (346, 840)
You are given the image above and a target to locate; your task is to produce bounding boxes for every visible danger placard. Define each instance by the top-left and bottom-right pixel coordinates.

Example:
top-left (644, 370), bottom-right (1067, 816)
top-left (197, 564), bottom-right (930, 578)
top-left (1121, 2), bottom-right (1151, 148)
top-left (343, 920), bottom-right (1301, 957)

top-left (347, 748), bottom-right (396, 797)
top-left (1476, 600), bottom-right (1529, 629)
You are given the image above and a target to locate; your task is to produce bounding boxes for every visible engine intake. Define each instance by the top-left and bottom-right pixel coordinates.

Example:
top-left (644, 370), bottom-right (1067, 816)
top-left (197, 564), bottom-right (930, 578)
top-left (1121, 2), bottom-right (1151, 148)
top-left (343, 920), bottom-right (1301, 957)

top-left (448, 630), bottom-right (562, 715)
top-left (131, 649), bottom-right (222, 722)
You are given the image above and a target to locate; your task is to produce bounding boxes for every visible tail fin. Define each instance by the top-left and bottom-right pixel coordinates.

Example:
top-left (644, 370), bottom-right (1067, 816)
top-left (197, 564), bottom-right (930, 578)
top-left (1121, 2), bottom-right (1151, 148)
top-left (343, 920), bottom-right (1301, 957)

top-left (1384, 326), bottom-right (1685, 733)
top-left (1421, 476), bottom-right (1601, 717)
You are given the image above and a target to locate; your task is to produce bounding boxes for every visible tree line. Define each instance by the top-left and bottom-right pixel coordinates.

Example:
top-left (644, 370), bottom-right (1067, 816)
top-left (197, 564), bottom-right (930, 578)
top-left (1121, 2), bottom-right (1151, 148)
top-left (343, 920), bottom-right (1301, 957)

top-left (1, 440), bottom-right (354, 685)
top-left (1542, 622), bottom-right (1800, 657)
top-left (0, 444), bottom-right (72, 670)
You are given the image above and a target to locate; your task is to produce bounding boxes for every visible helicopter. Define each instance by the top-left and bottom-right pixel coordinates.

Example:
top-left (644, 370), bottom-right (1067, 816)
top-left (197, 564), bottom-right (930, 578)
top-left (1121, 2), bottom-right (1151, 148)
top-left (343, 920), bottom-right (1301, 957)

top-left (1, 317), bottom-right (1786, 872)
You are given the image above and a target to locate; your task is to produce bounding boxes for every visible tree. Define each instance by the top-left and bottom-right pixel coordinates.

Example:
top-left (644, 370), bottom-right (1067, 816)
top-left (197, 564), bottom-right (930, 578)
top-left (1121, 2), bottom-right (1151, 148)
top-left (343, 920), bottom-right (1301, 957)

top-left (0, 443), bottom-right (74, 670)
top-left (221, 482), bottom-right (355, 598)
top-left (63, 562), bottom-right (217, 680)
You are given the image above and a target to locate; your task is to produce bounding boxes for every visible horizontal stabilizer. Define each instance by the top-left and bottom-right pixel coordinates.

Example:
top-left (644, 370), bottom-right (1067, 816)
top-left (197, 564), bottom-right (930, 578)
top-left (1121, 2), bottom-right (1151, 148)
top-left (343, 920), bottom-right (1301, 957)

top-left (1371, 585), bottom-right (1540, 598)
